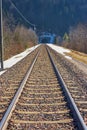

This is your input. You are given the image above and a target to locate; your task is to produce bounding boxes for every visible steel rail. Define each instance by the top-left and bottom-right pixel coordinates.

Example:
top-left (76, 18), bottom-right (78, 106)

top-left (47, 47), bottom-right (87, 130)
top-left (0, 51), bottom-right (40, 130)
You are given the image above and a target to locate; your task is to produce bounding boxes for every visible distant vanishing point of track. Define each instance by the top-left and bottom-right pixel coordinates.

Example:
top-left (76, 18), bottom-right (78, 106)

top-left (0, 45), bottom-right (87, 130)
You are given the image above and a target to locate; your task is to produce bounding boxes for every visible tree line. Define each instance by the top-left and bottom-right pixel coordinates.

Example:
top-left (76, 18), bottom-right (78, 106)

top-left (57, 24), bottom-right (87, 54)
top-left (3, 13), bottom-right (38, 60)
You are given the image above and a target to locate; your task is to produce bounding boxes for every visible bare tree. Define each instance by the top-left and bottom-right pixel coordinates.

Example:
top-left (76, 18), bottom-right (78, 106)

top-left (69, 24), bottom-right (87, 53)
top-left (3, 14), bottom-right (38, 59)
top-left (63, 24), bottom-right (87, 53)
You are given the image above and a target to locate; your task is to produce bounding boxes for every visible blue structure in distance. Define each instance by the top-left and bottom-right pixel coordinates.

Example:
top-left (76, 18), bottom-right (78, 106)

top-left (39, 32), bottom-right (56, 44)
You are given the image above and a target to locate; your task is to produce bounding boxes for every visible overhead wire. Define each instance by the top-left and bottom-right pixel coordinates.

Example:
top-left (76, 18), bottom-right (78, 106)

top-left (8, 0), bottom-right (36, 27)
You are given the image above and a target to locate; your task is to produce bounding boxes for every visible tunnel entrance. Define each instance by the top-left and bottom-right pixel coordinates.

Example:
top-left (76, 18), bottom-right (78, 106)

top-left (41, 37), bottom-right (51, 43)
top-left (39, 33), bottom-right (56, 44)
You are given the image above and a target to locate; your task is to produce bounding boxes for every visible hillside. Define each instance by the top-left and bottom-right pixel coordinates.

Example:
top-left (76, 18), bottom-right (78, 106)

top-left (3, 0), bottom-right (87, 35)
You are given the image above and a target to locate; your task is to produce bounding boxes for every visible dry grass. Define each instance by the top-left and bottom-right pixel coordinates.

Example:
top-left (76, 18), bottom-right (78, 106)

top-left (65, 50), bottom-right (87, 64)
top-left (4, 42), bottom-right (35, 60)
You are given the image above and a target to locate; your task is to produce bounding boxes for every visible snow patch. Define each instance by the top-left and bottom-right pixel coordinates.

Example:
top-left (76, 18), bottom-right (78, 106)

top-left (0, 70), bottom-right (6, 75)
top-left (47, 44), bottom-right (72, 60)
top-left (65, 56), bottom-right (72, 60)
top-left (0, 44), bottom-right (40, 75)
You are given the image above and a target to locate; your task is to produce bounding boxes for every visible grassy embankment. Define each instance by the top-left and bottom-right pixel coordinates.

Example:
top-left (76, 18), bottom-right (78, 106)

top-left (65, 50), bottom-right (87, 64)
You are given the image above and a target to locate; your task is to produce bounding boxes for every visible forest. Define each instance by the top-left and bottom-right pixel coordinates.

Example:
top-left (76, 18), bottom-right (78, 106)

top-left (2, 0), bottom-right (87, 59)
top-left (3, 0), bottom-right (87, 35)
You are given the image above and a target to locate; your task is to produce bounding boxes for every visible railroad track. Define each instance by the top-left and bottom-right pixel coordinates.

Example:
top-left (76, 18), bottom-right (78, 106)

top-left (47, 45), bottom-right (87, 127)
top-left (0, 45), bottom-right (87, 130)
top-left (0, 46), bottom-right (39, 122)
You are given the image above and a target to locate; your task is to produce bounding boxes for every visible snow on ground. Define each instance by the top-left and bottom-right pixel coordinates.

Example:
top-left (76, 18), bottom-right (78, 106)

top-left (47, 44), bottom-right (72, 60)
top-left (65, 56), bottom-right (72, 60)
top-left (0, 44), bottom-right (40, 75)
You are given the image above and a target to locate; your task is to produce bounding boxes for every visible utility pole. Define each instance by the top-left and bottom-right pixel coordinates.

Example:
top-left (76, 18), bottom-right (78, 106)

top-left (0, 0), bottom-right (4, 69)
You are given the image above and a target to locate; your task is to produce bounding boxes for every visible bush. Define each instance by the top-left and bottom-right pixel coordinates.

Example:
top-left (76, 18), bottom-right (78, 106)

top-left (3, 15), bottom-right (38, 59)
top-left (62, 24), bottom-right (87, 53)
